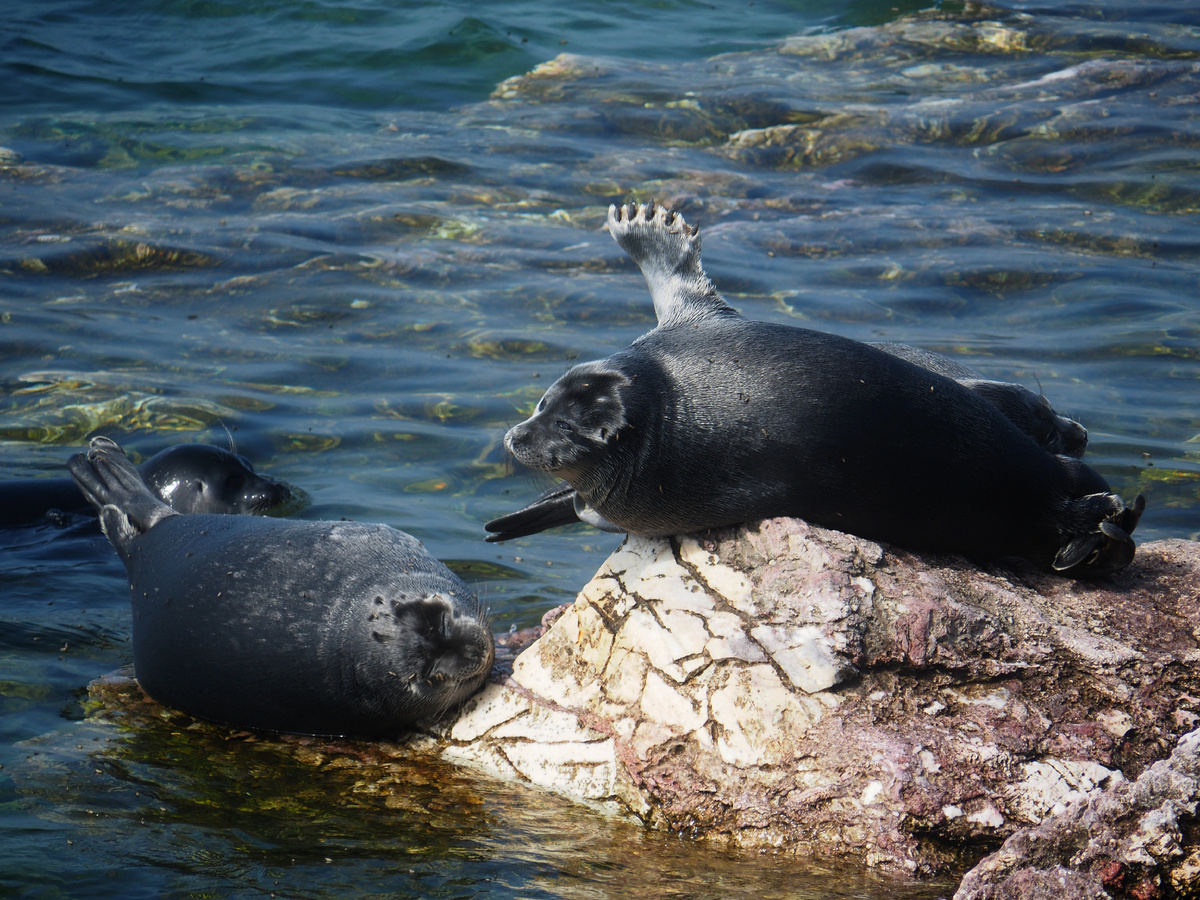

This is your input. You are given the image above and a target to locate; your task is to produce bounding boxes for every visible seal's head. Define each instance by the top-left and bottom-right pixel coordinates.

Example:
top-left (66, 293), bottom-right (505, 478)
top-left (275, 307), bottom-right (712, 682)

top-left (139, 444), bottom-right (291, 516)
top-left (364, 591), bottom-right (495, 722)
top-left (504, 362), bottom-right (631, 483)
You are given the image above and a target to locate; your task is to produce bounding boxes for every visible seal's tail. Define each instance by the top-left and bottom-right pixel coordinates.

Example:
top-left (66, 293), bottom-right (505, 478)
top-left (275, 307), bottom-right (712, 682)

top-left (67, 436), bottom-right (176, 555)
top-left (1052, 492), bottom-right (1146, 578)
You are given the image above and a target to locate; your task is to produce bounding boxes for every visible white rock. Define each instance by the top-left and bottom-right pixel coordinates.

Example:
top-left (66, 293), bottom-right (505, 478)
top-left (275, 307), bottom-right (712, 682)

top-left (641, 669), bottom-right (707, 733)
top-left (750, 623), bottom-right (853, 693)
top-left (448, 683), bottom-right (532, 742)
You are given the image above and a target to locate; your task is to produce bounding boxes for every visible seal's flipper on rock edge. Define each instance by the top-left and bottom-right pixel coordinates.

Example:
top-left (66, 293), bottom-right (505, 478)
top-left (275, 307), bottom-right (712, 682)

top-left (1052, 492), bottom-right (1145, 577)
top-left (67, 436), bottom-right (178, 556)
top-left (607, 201), bottom-right (737, 327)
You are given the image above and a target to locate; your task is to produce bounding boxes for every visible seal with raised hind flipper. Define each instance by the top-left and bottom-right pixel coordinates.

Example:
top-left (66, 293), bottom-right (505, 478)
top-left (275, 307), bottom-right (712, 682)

top-left (493, 200), bottom-right (1144, 577)
top-left (68, 436), bottom-right (494, 737)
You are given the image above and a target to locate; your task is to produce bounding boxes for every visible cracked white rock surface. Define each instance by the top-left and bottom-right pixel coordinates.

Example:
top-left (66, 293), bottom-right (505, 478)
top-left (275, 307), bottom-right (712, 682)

top-left (419, 519), bottom-right (1200, 876)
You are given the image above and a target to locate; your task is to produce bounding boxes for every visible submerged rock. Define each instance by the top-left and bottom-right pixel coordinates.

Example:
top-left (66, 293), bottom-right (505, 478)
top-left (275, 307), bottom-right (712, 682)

top-left (418, 518), bottom-right (1200, 875)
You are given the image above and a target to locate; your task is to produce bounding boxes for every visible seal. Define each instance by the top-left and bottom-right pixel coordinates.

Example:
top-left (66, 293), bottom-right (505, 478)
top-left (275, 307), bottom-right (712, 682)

top-left (0, 442), bottom-right (291, 528)
top-left (869, 342), bottom-right (1088, 459)
top-left (68, 436), bottom-right (494, 737)
top-left (490, 201), bottom-right (1144, 577)
top-left (487, 342), bottom-right (1091, 541)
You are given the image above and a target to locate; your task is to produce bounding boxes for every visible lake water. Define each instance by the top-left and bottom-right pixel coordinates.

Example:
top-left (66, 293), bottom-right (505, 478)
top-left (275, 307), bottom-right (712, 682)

top-left (2, 0), bottom-right (1199, 897)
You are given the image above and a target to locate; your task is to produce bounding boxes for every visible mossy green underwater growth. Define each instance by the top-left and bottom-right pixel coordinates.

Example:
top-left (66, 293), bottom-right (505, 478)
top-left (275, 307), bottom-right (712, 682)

top-left (11, 672), bottom-right (487, 842)
top-left (0, 380), bottom-right (233, 445)
top-left (1079, 180), bottom-right (1200, 217)
top-left (464, 336), bottom-right (554, 360)
top-left (0, 679), bottom-right (55, 702)
top-left (11, 117), bottom-right (254, 169)
top-left (15, 670), bottom-right (551, 846)
top-left (16, 239), bottom-right (219, 277)
top-left (330, 156), bottom-right (472, 181)
top-left (1134, 465), bottom-right (1200, 500)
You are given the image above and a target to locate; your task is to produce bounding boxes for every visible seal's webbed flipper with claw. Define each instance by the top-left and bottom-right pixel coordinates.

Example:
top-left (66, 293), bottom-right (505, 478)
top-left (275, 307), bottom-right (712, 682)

top-left (67, 436), bottom-right (178, 559)
top-left (1052, 492), bottom-right (1146, 578)
top-left (607, 201), bottom-right (738, 328)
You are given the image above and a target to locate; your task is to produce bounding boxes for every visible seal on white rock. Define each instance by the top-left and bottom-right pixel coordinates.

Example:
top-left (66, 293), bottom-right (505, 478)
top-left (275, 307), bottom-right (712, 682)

top-left (68, 436), bottom-right (494, 737)
top-left (487, 342), bottom-right (1092, 541)
top-left (490, 201), bottom-right (1144, 577)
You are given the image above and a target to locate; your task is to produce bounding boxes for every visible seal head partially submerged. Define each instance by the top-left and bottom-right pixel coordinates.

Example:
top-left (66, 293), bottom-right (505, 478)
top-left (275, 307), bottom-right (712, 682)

top-left (0, 441), bottom-right (291, 528)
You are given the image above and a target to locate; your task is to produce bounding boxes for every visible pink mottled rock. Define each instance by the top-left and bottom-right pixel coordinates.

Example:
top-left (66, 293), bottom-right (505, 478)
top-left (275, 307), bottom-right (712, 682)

top-left (955, 728), bottom-right (1200, 899)
top-left (423, 518), bottom-right (1200, 875)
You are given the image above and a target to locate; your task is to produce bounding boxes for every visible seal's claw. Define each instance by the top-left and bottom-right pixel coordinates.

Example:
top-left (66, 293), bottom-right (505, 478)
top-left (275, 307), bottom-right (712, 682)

top-left (1052, 534), bottom-right (1103, 573)
top-left (1052, 492), bottom-right (1145, 578)
top-left (1117, 492), bottom-right (1146, 534)
top-left (606, 199), bottom-right (733, 326)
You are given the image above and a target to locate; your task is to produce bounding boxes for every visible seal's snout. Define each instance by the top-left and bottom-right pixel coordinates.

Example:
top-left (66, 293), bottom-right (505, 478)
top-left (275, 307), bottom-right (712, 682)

top-left (503, 423), bottom-right (523, 459)
top-left (245, 478), bottom-right (292, 514)
top-left (1059, 417), bottom-right (1089, 459)
top-left (504, 420), bottom-right (542, 468)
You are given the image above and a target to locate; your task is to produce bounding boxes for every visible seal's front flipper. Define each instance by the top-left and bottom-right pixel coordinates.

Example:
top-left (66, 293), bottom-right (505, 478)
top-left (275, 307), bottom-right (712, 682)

top-left (484, 482), bottom-right (581, 542)
top-left (1052, 492), bottom-right (1146, 578)
top-left (607, 201), bottom-right (737, 328)
top-left (67, 436), bottom-right (178, 555)
top-left (484, 481), bottom-right (624, 542)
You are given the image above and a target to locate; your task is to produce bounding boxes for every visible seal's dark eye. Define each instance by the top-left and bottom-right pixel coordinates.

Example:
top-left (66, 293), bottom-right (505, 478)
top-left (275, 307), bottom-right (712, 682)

top-left (536, 396), bottom-right (547, 412)
top-left (554, 420), bottom-right (572, 431)
top-left (226, 475), bottom-right (245, 491)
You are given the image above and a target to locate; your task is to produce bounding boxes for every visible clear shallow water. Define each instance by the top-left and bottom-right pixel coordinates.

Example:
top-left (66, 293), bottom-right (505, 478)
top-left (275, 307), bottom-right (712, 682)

top-left (2, 0), bottom-right (1199, 897)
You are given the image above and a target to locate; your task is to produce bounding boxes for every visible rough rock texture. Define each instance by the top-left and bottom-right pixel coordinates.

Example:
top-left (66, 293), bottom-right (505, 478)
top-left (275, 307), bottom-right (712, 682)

top-left (416, 518), bottom-right (1200, 875)
top-left (955, 729), bottom-right (1200, 900)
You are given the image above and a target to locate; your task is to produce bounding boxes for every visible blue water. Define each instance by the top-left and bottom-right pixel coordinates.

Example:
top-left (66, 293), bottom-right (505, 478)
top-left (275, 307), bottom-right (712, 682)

top-left (3, 0), bottom-right (1199, 896)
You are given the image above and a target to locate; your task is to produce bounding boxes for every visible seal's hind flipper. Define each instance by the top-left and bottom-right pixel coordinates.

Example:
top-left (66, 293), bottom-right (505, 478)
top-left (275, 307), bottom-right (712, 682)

top-left (607, 201), bottom-right (738, 327)
top-left (67, 436), bottom-right (177, 555)
top-left (1052, 492), bottom-right (1146, 578)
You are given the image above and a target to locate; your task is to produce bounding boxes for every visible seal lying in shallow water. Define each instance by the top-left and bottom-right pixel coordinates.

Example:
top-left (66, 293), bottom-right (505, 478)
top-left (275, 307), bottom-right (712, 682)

top-left (69, 436), bottom-right (494, 737)
top-left (490, 201), bottom-right (1144, 577)
top-left (0, 442), bottom-right (291, 528)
